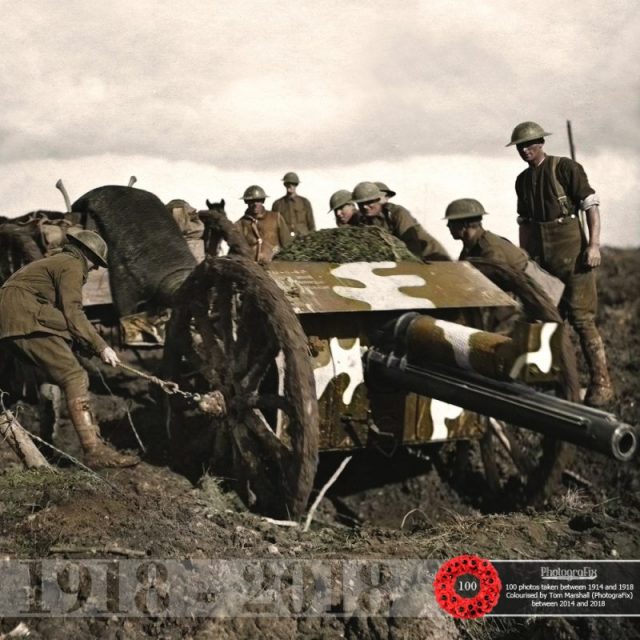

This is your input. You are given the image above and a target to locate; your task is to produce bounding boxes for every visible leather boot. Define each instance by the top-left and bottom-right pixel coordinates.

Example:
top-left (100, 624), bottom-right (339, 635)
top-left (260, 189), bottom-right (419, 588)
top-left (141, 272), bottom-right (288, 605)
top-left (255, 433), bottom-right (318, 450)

top-left (67, 396), bottom-right (140, 469)
top-left (581, 334), bottom-right (615, 408)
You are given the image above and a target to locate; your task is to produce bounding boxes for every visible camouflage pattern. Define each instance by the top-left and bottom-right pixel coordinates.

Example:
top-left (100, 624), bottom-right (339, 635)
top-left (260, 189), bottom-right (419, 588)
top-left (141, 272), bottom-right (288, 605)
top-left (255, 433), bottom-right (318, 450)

top-left (267, 260), bottom-right (515, 314)
top-left (267, 260), bottom-right (566, 451)
top-left (275, 227), bottom-right (419, 263)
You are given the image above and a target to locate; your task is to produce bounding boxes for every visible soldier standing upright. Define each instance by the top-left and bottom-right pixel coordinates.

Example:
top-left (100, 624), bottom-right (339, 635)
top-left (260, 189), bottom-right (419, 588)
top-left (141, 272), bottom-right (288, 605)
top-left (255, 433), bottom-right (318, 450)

top-left (507, 121), bottom-right (613, 406)
top-left (272, 172), bottom-right (315, 238)
top-left (0, 229), bottom-right (139, 468)
top-left (235, 185), bottom-right (291, 264)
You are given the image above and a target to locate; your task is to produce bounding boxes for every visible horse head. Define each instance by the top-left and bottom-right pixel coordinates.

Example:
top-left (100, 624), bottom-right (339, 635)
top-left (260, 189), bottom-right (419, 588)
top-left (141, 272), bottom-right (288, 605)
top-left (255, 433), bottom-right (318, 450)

top-left (205, 198), bottom-right (226, 213)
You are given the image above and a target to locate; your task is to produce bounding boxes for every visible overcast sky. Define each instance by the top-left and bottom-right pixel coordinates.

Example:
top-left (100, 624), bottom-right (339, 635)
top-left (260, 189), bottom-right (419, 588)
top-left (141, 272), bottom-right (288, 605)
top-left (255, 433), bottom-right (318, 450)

top-left (2, 0), bottom-right (638, 253)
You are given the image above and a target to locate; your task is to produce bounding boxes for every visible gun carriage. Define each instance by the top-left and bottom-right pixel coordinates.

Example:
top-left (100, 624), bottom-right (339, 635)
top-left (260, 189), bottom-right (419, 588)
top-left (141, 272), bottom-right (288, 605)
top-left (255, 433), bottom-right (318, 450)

top-left (1, 185), bottom-right (636, 519)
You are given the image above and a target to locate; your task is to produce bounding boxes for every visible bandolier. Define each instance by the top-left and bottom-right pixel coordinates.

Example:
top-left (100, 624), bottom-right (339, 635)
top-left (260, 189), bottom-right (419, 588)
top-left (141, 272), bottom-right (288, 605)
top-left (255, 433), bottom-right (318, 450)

top-left (235, 185), bottom-right (291, 264)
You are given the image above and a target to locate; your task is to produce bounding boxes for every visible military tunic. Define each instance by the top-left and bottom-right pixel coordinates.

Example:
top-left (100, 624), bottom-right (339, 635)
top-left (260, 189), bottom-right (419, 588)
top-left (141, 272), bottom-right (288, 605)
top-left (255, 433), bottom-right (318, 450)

top-left (366, 203), bottom-right (450, 261)
top-left (235, 209), bottom-right (292, 264)
top-left (0, 244), bottom-right (107, 399)
top-left (459, 229), bottom-right (529, 270)
top-left (515, 154), bottom-right (598, 331)
top-left (272, 194), bottom-right (315, 237)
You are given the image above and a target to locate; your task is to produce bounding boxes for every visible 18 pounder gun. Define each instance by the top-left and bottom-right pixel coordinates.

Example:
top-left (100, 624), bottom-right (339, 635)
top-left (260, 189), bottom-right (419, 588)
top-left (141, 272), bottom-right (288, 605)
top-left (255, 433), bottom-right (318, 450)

top-left (2, 185), bottom-right (635, 519)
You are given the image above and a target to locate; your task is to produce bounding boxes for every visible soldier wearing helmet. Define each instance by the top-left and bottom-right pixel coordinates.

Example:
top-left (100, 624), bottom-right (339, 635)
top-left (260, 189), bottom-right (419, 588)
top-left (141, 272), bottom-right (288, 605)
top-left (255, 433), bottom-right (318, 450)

top-left (507, 121), bottom-right (613, 406)
top-left (328, 190), bottom-right (360, 227)
top-left (0, 229), bottom-right (139, 469)
top-left (445, 199), bottom-right (528, 267)
top-left (444, 198), bottom-right (564, 305)
top-left (352, 181), bottom-right (450, 261)
top-left (272, 171), bottom-right (316, 238)
top-left (235, 185), bottom-right (291, 264)
top-left (374, 181), bottom-right (396, 205)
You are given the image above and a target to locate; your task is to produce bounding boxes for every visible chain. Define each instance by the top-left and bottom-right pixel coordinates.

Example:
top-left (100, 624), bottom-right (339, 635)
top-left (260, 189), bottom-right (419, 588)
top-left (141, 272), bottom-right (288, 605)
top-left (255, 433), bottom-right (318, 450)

top-left (116, 362), bottom-right (201, 403)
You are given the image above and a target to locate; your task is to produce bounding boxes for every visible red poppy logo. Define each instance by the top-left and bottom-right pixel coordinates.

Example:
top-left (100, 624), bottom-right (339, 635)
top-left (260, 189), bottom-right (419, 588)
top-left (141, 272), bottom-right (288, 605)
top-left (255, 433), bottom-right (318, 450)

top-left (433, 554), bottom-right (502, 619)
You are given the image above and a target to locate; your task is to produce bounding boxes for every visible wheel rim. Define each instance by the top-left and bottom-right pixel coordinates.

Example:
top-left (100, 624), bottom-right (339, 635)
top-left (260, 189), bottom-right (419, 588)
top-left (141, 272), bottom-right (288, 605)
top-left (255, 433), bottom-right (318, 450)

top-left (164, 254), bottom-right (319, 519)
top-left (436, 259), bottom-right (575, 510)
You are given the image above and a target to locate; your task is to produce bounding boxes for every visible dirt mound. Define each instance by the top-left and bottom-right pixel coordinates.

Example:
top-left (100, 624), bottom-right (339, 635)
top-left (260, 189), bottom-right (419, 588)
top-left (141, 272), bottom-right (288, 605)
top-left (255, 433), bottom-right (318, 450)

top-left (1, 247), bottom-right (639, 639)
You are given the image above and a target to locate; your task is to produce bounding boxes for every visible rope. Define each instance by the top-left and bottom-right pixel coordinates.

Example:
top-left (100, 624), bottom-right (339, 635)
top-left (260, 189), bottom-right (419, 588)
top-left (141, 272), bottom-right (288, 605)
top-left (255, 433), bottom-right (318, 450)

top-left (115, 362), bottom-right (201, 402)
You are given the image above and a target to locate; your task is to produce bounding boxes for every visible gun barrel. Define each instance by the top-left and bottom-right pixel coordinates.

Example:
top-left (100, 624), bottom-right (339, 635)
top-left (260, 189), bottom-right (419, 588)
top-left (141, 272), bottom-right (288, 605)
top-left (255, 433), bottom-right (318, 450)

top-left (364, 347), bottom-right (637, 462)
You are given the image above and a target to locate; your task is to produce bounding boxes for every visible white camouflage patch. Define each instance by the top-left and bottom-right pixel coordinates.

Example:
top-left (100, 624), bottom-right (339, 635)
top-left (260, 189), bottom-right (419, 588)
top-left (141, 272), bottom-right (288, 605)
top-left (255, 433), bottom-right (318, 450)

top-left (430, 399), bottom-right (464, 440)
top-left (331, 262), bottom-right (434, 310)
top-left (312, 337), bottom-right (364, 405)
top-left (509, 322), bottom-right (558, 378)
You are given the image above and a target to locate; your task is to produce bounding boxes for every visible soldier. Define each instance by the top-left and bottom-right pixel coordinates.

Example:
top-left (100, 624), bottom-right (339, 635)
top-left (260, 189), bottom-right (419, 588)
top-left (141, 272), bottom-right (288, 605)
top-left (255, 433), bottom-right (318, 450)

top-left (374, 181), bottom-right (396, 205)
top-left (328, 190), bottom-right (360, 227)
top-left (235, 185), bottom-right (291, 264)
top-left (351, 181), bottom-right (450, 261)
top-left (507, 121), bottom-right (613, 406)
top-left (444, 198), bottom-right (564, 305)
top-left (272, 171), bottom-right (315, 238)
top-left (0, 229), bottom-right (139, 468)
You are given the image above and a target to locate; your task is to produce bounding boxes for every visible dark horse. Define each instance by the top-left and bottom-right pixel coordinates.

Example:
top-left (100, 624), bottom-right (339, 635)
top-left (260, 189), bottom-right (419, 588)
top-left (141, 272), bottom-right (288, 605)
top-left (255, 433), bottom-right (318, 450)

top-left (202, 198), bottom-right (251, 258)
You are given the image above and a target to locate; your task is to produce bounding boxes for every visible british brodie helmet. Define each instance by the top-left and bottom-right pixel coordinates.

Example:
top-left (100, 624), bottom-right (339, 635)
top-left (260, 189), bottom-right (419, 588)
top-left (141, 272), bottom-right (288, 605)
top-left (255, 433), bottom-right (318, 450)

top-left (443, 198), bottom-right (489, 221)
top-left (351, 182), bottom-right (385, 204)
top-left (66, 228), bottom-right (109, 268)
top-left (241, 185), bottom-right (268, 202)
top-left (506, 121), bottom-right (552, 146)
top-left (282, 172), bottom-right (300, 185)
top-left (328, 190), bottom-right (353, 213)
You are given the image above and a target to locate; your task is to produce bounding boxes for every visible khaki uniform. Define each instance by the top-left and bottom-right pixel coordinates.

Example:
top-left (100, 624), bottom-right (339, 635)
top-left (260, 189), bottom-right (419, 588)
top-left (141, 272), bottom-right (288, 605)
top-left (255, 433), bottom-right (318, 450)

top-left (272, 194), bottom-right (315, 237)
top-left (366, 203), bottom-right (450, 261)
top-left (515, 155), bottom-right (597, 333)
top-left (459, 229), bottom-right (529, 270)
top-left (235, 210), bottom-right (292, 264)
top-left (460, 228), bottom-right (564, 306)
top-left (0, 244), bottom-right (107, 400)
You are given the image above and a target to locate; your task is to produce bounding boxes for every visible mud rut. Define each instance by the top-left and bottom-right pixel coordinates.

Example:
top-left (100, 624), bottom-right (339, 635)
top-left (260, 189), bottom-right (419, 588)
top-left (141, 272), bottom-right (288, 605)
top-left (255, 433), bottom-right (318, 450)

top-left (1, 248), bottom-right (639, 640)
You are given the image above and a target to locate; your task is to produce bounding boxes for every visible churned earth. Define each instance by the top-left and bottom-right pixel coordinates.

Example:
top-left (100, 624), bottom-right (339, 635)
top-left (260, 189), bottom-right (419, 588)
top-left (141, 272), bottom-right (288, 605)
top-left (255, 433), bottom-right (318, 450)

top-left (0, 247), bottom-right (639, 639)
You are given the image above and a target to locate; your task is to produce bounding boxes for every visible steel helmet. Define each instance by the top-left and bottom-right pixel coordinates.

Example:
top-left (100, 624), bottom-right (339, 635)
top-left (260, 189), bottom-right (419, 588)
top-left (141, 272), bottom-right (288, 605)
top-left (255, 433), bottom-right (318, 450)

top-left (66, 228), bottom-right (108, 268)
top-left (352, 181), bottom-right (385, 204)
top-left (328, 190), bottom-right (353, 213)
top-left (282, 171), bottom-right (300, 185)
top-left (374, 181), bottom-right (396, 198)
top-left (506, 121), bottom-right (552, 147)
top-left (240, 185), bottom-right (268, 201)
top-left (443, 198), bottom-right (489, 221)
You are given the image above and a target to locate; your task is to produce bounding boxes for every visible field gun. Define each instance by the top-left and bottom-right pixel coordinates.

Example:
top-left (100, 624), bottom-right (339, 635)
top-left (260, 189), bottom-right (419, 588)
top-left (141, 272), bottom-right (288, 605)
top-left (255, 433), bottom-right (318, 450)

top-left (1, 185), bottom-right (636, 520)
top-left (364, 312), bottom-right (636, 462)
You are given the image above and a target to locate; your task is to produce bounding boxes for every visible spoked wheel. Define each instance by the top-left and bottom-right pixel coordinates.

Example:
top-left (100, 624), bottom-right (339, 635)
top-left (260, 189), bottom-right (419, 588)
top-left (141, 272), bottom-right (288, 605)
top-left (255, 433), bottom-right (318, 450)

top-left (163, 253), bottom-right (320, 519)
top-left (436, 260), bottom-right (578, 510)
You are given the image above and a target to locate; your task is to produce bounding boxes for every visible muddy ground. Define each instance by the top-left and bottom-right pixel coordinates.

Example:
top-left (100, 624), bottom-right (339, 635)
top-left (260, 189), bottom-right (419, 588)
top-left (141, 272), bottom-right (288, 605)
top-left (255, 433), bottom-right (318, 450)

top-left (1, 247), bottom-right (639, 639)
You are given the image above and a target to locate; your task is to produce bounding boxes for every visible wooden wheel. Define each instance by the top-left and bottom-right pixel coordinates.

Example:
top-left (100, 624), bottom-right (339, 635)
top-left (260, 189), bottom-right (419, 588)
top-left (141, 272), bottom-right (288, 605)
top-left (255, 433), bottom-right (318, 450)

top-left (163, 252), bottom-right (320, 519)
top-left (436, 260), bottom-right (577, 510)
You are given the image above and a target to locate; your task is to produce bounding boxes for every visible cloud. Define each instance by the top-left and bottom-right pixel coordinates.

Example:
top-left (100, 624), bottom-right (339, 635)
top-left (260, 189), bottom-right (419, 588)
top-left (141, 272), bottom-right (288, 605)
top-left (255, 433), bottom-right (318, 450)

top-left (2, 0), bottom-right (638, 169)
top-left (0, 0), bottom-right (638, 249)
